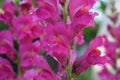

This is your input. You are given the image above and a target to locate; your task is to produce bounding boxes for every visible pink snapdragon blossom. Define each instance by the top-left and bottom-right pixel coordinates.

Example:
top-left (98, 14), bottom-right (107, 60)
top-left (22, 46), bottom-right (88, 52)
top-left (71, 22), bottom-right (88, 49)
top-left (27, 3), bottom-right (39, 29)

top-left (41, 22), bottom-right (74, 65)
top-left (99, 67), bottom-right (116, 80)
top-left (35, 3), bottom-right (58, 21)
top-left (74, 31), bottom-right (84, 45)
top-left (2, 1), bottom-right (17, 16)
top-left (0, 1), bottom-right (18, 24)
top-left (16, 55), bottom-right (61, 80)
top-left (107, 25), bottom-right (120, 44)
top-left (69, 0), bottom-right (97, 17)
top-left (0, 30), bottom-right (16, 60)
top-left (59, 0), bottom-right (66, 4)
top-left (19, 39), bottom-right (42, 70)
top-left (73, 36), bottom-right (107, 74)
top-left (11, 15), bottom-right (42, 42)
top-left (19, 0), bottom-right (34, 15)
top-left (35, 0), bottom-right (60, 22)
top-left (71, 7), bottom-right (98, 28)
top-left (36, 0), bottom-right (59, 13)
top-left (114, 26), bottom-right (120, 43)
top-left (22, 68), bottom-right (61, 80)
top-left (0, 57), bottom-right (16, 80)
top-left (98, 25), bottom-right (120, 80)
top-left (104, 39), bottom-right (117, 65)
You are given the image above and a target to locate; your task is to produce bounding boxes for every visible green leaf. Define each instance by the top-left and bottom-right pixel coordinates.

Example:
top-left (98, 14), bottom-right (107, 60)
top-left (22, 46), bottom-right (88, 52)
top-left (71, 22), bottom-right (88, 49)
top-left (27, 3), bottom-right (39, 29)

top-left (32, 0), bottom-right (38, 7)
top-left (0, 21), bottom-right (9, 31)
top-left (75, 67), bottom-right (92, 80)
top-left (0, 0), bottom-right (5, 8)
top-left (100, 1), bottom-right (107, 13)
top-left (83, 23), bottom-right (99, 43)
top-left (45, 55), bottom-right (58, 73)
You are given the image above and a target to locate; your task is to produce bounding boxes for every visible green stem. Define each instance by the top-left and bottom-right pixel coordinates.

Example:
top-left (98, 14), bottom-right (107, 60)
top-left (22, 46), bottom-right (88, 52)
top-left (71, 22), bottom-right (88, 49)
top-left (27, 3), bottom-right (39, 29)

top-left (66, 64), bottom-right (72, 80)
top-left (17, 52), bottom-right (22, 77)
top-left (66, 41), bottom-right (74, 80)
top-left (63, 0), bottom-right (74, 79)
top-left (63, 0), bottom-right (69, 22)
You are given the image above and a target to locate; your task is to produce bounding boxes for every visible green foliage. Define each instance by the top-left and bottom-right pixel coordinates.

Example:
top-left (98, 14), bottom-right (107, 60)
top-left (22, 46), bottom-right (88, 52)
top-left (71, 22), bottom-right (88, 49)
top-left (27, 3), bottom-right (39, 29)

top-left (76, 67), bottom-right (92, 80)
top-left (0, 21), bottom-right (9, 31)
top-left (45, 55), bottom-right (58, 73)
top-left (40, 51), bottom-right (58, 73)
top-left (13, 0), bottom-right (20, 5)
top-left (100, 1), bottom-right (107, 13)
top-left (32, 0), bottom-right (38, 7)
top-left (83, 23), bottom-right (99, 43)
top-left (0, 0), bottom-right (5, 8)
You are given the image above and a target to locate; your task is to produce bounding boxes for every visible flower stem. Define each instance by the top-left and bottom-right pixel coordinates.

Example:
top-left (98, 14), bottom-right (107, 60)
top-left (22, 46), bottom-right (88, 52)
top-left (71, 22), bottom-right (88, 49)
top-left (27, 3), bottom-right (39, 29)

top-left (63, 0), bottom-right (69, 22)
top-left (17, 52), bottom-right (22, 77)
top-left (66, 64), bottom-right (72, 80)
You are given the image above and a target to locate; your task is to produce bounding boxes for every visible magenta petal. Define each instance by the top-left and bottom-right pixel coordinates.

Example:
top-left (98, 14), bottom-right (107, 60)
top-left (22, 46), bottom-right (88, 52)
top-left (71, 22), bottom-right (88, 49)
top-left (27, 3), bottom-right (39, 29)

top-left (0, 30), bottom-right (16, 60)
top-left (99, 67), bottom-right (115, 80)
top-left (85, 36), bottom-right (105, 55)
top-left (20, 0), bottom-right (33, 15)
top-left (104, 39), bottom-right (117, 65)
top-left (36, 0), bottom-right (59, 13)
top-left (87, 49), bottom-right (107, 64)
top-left (0, 30), bottom-right (13, 47)
top-left (36, 4), bottom-right (55, 20)
top-left (70, 50), bottom-right (77, 68)
top-left (0, 57), bottom-right (15, 80)
top-left (74, 31), bottom-right (84, 45)
top-left (74, 36), bottom-right (106, 74)
top-left (114, 26), bottom-right (120, 42)
top-left (72, 9), bottom-right (98, 27)
top-left (23, 68), bottom-right (61, 80)
top-left (69, 0), bottom-right (97, 17)
top-left (2, 1), bottom-right (17, 16)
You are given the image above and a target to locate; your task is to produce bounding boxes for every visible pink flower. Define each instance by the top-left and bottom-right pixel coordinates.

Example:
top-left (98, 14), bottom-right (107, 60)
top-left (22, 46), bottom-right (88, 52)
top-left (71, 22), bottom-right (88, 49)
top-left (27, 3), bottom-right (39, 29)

top-left (11, 15), bottom-right (33, 39)
top-left (48, 43), bottom-right (69, 66)
top-left (35, 3), bottom-right (57, 21)
top-left (99, 67), bottom-right (115, 80)
top-left (104, 39), bottom-right (117, 65)
top-left (34, 0), bottom-right (60, 22)
top-left (0, 57), bottom-right (16, 80)
top-left (11, 15), bottom-right (42, 42)
top-left (114, 26), bottom-right (120, 43)
top-left (59, 0), bottom-right (66, 4)
top-left (2, 1), bottom-right (17, 16)
top-left (107, 25), bottom-right (120, 44)
top-left (0, 1), bottom-right (18, 24)
top-left (20, 0), bottom-right (34, 15)
top-left (16, 55), bottom-right (61, 80)
top-left (69, 0), bottom-right (97, 17)
top-left (73, 36), bottom-right (107, 74)
top-left (0, 30), bottom-right (16, 60)
top-left (43, 22), bottom-right (73, 46)
top-left (22, 68), bottom-right (61, 80)
top-left (36, 0), bottom-right (59, 13)
top-left (74, 31), bottom-right (84, 45)
top-left (71, 9), bottom-right (98, 28)
top-left (40, 22), bottom-right (74, 65)
top-left (19, 41), bottom-right (41, 69)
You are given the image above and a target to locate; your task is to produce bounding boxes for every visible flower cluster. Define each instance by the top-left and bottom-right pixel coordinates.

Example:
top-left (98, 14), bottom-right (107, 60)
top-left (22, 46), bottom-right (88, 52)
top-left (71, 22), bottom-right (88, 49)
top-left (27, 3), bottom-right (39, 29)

top-left (0, 0), bottom-right (106, 80)
top-left (98, 3), bottom-right (120, 79)
top-left (98, 24), bottom-right (120, 80)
